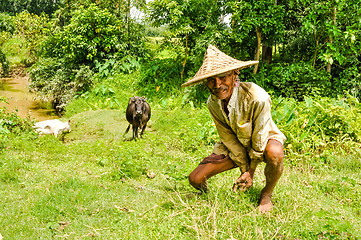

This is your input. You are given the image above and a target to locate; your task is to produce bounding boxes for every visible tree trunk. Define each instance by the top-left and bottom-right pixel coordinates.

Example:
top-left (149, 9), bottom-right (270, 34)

top-left (127, 0), bottom-right (131, 51)
top-left (253, 27), bottom-right (262, 74)
top-left (181, 32), bottom-right (188, 79)
top-left (327, 6), bottom-right (337, 73)
top-left (262, 44), bottom-right (272, 65)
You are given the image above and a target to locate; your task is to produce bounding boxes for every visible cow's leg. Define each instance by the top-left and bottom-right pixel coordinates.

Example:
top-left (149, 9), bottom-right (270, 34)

top-left (125, 124), bottom-right (131, 134)
top-left (135, 125), bottom-right (139, 139)
top-left (132, 125), bottom-right (136, 140)
top-left (140, 123), bottom-right (147, 138)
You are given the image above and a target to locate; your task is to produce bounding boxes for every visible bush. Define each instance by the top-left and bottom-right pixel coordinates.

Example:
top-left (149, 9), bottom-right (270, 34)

top-left (0, 97), bottom-right (36, 151)
top-left (335, 66), bottom-right (361, 99)
top-left (252, 62), bottom-right (332, 100)
top-left (30, 4), bottom-right (144, 113)
top-left (137, 57), bottom-right (184, 99)
top-left (14, 11), bottom-right (52, 65)
top-left (273, 95), bottom-right (361, 162)
top-left (0, 12), bottom-right (15, 75)
top-left (0, 49), bottom-right (9, 76)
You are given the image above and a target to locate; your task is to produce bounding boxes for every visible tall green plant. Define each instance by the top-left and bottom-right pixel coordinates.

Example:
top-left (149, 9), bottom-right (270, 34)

top-left (30, 4), bottom-right (147, 113)
top-left (0, 12), bottom-right (15, 75)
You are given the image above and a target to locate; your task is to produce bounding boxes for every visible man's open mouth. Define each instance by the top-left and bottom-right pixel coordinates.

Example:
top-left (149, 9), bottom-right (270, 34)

top-left (213, 87), bottom-right (227, 94)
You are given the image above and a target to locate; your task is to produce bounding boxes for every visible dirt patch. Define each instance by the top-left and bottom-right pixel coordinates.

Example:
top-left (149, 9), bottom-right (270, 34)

top-left (9, 65), bottom-right (28, 78)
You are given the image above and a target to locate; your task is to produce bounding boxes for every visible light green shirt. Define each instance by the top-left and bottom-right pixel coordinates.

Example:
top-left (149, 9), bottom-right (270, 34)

top-left (207, 82), bottom-right (286, 172)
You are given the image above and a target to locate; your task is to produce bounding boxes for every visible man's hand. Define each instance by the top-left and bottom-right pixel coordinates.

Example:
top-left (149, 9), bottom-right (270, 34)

top-left (232, 170), bottom-right (255, 192)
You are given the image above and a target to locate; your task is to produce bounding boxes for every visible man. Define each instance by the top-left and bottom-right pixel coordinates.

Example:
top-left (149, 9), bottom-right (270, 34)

top-left (182, 45), bottom-right (286, 213)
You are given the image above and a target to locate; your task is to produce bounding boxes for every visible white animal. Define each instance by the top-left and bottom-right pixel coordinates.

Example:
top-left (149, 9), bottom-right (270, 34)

top-left (34, 119), bottom-right (71, 137)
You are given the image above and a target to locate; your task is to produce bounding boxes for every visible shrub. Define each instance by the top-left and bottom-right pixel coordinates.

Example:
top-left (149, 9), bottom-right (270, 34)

top-left (0, 97), bottom-right (35, 152)
top-left (273, 95), bottom-right (361, 162)
top-left (0, 50), bottom-right (9, 76)
top-left (335, 66), bottom-right (361, 99)
top-left (137, 57), bottom-right (184, 99)
top-left (0, 12), bottom-right (15, 75)
top-left (252, 62), bottom-right (332, 100)
top-left (14, 11), bottom-right (52, 65)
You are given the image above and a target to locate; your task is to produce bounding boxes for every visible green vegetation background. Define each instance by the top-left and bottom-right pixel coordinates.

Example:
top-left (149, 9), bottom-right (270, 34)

top-left (1, 0), bottom-right (361, 239)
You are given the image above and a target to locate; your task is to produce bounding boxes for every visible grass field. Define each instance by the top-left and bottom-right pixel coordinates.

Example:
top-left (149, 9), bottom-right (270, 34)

top-left (1, 99), bottom-right (360, 239)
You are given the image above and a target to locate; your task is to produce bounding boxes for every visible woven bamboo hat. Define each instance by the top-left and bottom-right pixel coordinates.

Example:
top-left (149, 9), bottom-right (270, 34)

top-left (182, 45), bottom-right (258, 87)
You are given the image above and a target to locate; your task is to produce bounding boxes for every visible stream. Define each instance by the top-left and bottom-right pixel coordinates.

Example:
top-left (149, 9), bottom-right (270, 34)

top-left (0, 74), bottom-right (58, 121)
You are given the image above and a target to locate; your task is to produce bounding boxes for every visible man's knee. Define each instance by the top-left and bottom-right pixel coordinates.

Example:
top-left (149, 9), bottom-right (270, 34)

top-left (264, 140), bottom-right (284, 165)
top-left (188, 171), bottom-right (206, 189)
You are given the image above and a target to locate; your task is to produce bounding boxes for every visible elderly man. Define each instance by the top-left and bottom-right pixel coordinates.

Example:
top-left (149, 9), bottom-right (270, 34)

top-left (182, 45), bottom-right (286, 213)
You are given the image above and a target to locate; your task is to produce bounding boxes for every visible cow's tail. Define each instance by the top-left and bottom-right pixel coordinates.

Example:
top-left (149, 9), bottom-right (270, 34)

top-left (125, 124), bottom-right (131, 134)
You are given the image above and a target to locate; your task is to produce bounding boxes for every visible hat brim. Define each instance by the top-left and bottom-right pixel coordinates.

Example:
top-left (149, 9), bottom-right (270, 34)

top-left (181, 60), bottom-right (259, 87)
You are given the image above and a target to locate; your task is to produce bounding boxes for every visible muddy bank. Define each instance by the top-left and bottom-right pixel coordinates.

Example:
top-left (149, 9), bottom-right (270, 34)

top-left (0, 68), bottom-right (58, 121)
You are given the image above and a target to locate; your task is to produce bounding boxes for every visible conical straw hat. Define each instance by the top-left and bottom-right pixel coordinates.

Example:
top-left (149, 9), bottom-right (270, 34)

top-left (182, 44), bottom-right (258, 87)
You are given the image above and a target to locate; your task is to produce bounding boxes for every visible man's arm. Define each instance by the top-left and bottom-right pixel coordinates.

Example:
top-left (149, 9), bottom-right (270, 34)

top-left (209, 109), bottom-right (250, 173)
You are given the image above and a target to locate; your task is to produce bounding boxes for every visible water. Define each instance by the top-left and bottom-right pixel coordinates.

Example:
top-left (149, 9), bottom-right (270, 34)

top-left (0, 76), bottom-right (58, 121)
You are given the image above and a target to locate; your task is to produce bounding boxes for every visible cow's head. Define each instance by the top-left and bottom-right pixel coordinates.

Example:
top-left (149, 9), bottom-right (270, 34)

top-left (130, 96), bottom-right (145, 118)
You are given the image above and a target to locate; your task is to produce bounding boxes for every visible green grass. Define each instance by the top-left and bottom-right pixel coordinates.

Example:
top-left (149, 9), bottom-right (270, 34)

top-left (1, 60), bottom-right (361, 238)
top-left (1, 99), bottom-right (361, 239)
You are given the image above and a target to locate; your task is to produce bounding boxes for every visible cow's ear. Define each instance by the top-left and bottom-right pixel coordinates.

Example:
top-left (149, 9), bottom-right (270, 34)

top-left (141, 96), bottom-right (147, 101)
top-left (129, 97), bottom-right (135, 104)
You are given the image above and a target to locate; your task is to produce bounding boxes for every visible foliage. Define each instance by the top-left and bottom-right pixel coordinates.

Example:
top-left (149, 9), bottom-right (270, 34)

top-left (137, 57), bottom-right (184, 99)
top-left (30, 59), bottom-right (94, 113)
top-left (40, 5), bottom-right (126, 66)
top-left (280, 0), bottom-right (361, 74)
top-left (251, 62), bottom-right (332, 100)
top-left (0, 12), bottom-right (15, 33)
top-left (335, 66), bottom-right (361, 98)
top-left (30, 4), bottom-right (147, 113)
top-left (0, 49), bottom-right (9, 76)
top-left (0, 0), bottom-right (61, 16)
top-left (272, 95), bottom-right (361, 164)
top-left (229, 0), bottom-right (286, 57)
top-left (0, 97), bottom-right (35, 151)
top-left (147, 0), bottom-right (231, 77)
top-left (0, 12), bottom-right (15, 75)
top-left (64, 71), bottom-right (140, 116)
top-left (13, 11), bottom-right (52, 65)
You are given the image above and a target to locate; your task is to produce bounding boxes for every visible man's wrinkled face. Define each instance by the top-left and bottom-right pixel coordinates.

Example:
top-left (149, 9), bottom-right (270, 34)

top-left (205, 71), bottom-right (236, 101)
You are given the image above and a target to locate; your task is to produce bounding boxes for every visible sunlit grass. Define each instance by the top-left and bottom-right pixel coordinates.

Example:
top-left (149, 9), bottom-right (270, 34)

top-left (1, 67), bottom-right (361, 238)
top-left (1, 98), bottom-right (361, 238)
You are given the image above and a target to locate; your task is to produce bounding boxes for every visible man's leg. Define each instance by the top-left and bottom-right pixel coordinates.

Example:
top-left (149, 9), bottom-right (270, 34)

top-left (259, 139), bottom-right (284, 212)
top-left (188, 156), bottom-right (237, 193)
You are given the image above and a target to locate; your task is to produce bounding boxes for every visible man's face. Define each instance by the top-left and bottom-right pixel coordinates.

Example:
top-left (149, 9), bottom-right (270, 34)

top-left (205, 71), bottom-right (235, 101)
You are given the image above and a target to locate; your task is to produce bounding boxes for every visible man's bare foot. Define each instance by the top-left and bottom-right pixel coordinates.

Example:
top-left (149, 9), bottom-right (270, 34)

top-left (258, 194), bottom-right (273, 213)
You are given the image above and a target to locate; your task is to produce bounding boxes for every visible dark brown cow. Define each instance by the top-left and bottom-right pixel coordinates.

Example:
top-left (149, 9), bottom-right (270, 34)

top-left (125, 96), bottom-right (151, 140)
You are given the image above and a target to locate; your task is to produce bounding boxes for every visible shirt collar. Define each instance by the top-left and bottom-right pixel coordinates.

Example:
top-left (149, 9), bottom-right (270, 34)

top-left (228, 85), bottom-right (238, 109)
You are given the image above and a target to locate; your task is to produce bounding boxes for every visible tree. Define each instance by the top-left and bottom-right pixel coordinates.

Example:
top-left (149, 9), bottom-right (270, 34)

top-left (147, 0), bottom-right (230, 78)
top-left (0, 0), bottom-right (61, 16)
top-left (229, 0), bottom-right (285, 73)
top-left (30, 4), bottom-right (147, 113)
